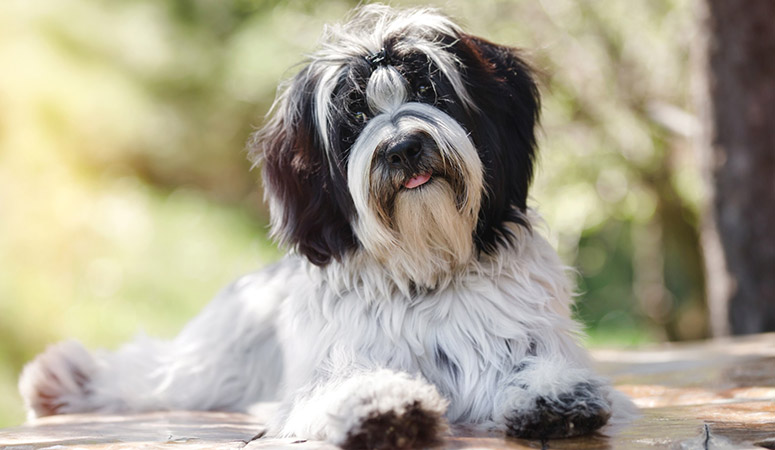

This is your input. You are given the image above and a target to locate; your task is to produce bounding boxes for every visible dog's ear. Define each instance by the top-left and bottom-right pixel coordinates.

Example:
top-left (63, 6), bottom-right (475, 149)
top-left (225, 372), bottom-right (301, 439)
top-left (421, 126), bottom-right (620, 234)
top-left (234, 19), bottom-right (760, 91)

top-left (454, 34), bottom-right (541, 251)
top-left (251, 67), bottom-right (357, 266)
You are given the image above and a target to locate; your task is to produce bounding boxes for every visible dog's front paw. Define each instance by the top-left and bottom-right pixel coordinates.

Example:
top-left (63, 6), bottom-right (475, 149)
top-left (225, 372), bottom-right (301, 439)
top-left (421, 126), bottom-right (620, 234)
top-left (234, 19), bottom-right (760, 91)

top-left (325, 370), bottom-right (447, 450)
top-left (341, 399), bottom-right (442, 450)
top-left (505, 381), bottom-right (612, 439)
top-left (18, 340), bottom-right (97, 418)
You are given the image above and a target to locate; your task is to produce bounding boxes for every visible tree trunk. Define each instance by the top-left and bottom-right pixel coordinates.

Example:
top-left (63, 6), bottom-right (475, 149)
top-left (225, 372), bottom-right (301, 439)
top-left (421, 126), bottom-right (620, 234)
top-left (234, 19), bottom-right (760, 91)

top-left (697, 0), bottom-right (775, 336)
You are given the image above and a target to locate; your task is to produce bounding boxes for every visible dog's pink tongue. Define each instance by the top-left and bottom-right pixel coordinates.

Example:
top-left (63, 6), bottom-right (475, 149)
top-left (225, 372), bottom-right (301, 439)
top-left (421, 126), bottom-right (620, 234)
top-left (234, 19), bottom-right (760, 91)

top-left (404, 172), bottom-right (431, 189)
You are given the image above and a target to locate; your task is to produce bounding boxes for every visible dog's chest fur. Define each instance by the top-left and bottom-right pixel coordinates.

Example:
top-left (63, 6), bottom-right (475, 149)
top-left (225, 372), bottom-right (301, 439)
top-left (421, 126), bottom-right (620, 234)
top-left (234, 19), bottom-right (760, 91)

top-left (273, 224), bottom-right (580, 422)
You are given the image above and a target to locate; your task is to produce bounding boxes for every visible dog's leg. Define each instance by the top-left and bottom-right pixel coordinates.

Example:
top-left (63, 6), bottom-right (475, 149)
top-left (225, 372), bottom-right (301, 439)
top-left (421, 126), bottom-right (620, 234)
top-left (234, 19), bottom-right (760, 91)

top-left (19, 269), bottom-right (287, 419)
top-left (272, 368), bottom-right (448, 450)
top-left (494, 357), bottom-right (613, 439)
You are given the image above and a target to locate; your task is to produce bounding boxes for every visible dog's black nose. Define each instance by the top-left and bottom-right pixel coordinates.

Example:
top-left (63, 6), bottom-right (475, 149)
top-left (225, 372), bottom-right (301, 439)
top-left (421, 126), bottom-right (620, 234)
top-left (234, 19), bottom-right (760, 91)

top-left (384, 136), bottom-right (423, 169)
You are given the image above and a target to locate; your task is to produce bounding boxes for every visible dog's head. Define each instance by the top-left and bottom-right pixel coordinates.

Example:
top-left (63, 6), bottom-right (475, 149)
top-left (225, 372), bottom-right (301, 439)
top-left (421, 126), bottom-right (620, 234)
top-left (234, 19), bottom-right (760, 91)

top-left (252, 5), bottom-right (540, 288)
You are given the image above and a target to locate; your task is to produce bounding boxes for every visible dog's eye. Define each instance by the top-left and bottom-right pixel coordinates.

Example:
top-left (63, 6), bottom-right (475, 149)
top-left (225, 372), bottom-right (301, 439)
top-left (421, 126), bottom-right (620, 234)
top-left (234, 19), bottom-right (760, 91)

top-left (354, 111), bottom-right (368, 124)
top-left (417, 84), bottom-right (432, 96)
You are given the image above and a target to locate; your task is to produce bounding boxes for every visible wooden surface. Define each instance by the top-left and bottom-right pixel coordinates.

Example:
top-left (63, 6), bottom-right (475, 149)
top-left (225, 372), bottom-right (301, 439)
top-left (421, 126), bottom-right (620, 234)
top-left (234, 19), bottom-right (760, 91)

top-left (3, 333), bottom-right (775, 449)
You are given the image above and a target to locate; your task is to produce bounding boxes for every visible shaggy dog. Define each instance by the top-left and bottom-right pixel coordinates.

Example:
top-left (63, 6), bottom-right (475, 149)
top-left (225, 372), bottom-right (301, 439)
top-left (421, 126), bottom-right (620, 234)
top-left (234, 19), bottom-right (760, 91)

top-left (19, 5), bottom-right (627, 448)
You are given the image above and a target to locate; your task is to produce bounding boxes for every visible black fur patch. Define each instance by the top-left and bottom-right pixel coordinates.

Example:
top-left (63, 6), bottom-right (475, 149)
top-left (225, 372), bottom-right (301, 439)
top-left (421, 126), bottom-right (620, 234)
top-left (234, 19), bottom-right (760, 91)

top-left (451, 35), bottom-right (541, 253)
top-left (505, 382), bottom-right (612, 440)
top-left (341, 400), bottom-right (443, 450)
top-left (258, 66), bottom-right (358, 265)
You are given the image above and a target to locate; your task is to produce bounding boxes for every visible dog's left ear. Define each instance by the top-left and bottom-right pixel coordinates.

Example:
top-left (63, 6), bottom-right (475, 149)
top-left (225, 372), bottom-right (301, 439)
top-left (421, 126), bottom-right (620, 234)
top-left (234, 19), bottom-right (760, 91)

top-left (454, 34), bottom-right (541, 251)
top-left (251, 67), bottom-right (358, 266)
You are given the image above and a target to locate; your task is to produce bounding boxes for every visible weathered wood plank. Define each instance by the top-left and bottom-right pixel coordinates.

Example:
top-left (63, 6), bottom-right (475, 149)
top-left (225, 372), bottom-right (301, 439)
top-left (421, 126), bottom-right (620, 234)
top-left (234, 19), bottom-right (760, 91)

top-left (3, 333), bottom-right (775, 449)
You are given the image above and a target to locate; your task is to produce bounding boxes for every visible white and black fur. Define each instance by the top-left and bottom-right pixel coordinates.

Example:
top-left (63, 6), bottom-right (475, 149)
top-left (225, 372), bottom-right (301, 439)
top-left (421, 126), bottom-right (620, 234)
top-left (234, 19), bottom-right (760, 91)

top-left (19, 5), bottom-right (630, 448)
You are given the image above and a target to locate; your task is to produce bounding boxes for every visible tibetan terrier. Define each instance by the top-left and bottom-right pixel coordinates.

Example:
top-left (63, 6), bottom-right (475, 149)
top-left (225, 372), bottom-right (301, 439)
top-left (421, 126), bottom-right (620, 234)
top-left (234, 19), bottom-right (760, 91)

top-left (19, 5), bottom-right (628, 448)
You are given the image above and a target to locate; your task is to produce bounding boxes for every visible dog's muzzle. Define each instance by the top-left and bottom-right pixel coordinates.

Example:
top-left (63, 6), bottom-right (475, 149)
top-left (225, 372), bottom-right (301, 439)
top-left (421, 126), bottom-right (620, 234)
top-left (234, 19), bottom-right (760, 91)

top-left (347, 101), bottom-right (484, 231)
top-left (381, 134), bottom-right (435, 190)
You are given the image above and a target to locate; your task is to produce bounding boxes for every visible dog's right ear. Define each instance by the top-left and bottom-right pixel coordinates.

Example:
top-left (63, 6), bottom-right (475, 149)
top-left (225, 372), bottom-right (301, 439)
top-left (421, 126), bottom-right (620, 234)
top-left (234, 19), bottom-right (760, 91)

top-left (452, 34), bottom-right (541, 252)
top-left (250, 67), bottom-right (357, 266)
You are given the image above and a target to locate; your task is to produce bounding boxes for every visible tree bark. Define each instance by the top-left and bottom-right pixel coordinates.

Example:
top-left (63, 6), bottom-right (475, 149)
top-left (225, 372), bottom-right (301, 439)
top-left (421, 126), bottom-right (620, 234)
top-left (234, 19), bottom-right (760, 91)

top-left (698, 0), bottom-right (775, 335)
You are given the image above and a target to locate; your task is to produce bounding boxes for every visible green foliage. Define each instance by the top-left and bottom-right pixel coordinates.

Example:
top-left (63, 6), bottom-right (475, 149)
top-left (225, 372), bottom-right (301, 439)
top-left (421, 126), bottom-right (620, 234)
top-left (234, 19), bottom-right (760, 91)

top-left (0, 0), bottom-right (702, 427)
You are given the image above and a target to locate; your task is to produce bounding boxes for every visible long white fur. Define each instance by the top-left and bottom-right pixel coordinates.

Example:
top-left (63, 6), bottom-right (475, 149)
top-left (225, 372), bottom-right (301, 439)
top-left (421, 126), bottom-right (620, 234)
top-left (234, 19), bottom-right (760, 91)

top-left (308, 5), bottom-right (474, 156)
top-left (347, 102), bottom-right (483, 291)
top-left (366, 65), bottom-right (409, 113)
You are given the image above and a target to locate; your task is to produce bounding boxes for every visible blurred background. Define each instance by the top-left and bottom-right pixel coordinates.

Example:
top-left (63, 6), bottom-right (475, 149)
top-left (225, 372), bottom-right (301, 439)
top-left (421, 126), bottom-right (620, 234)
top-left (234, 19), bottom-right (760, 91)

top-left (1, 0), bottom-right (762, 427)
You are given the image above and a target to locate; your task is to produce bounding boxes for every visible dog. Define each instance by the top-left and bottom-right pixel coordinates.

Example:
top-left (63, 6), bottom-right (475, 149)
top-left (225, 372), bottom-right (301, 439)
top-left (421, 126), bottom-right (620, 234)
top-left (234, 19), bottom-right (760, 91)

top-left (19, 5), bottom-right (627, 448)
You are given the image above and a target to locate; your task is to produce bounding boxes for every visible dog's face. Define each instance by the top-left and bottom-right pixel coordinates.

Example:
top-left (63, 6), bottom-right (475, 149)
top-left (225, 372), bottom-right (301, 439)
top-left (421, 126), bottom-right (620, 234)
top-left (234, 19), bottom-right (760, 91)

top-left (253, 6), bottom-right (540, 288)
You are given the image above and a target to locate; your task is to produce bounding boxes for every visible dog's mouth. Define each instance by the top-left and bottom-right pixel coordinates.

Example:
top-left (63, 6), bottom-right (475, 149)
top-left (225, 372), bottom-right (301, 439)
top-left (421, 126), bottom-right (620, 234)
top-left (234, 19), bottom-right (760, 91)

top-left (403, 172), bottom-right (432, 189)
